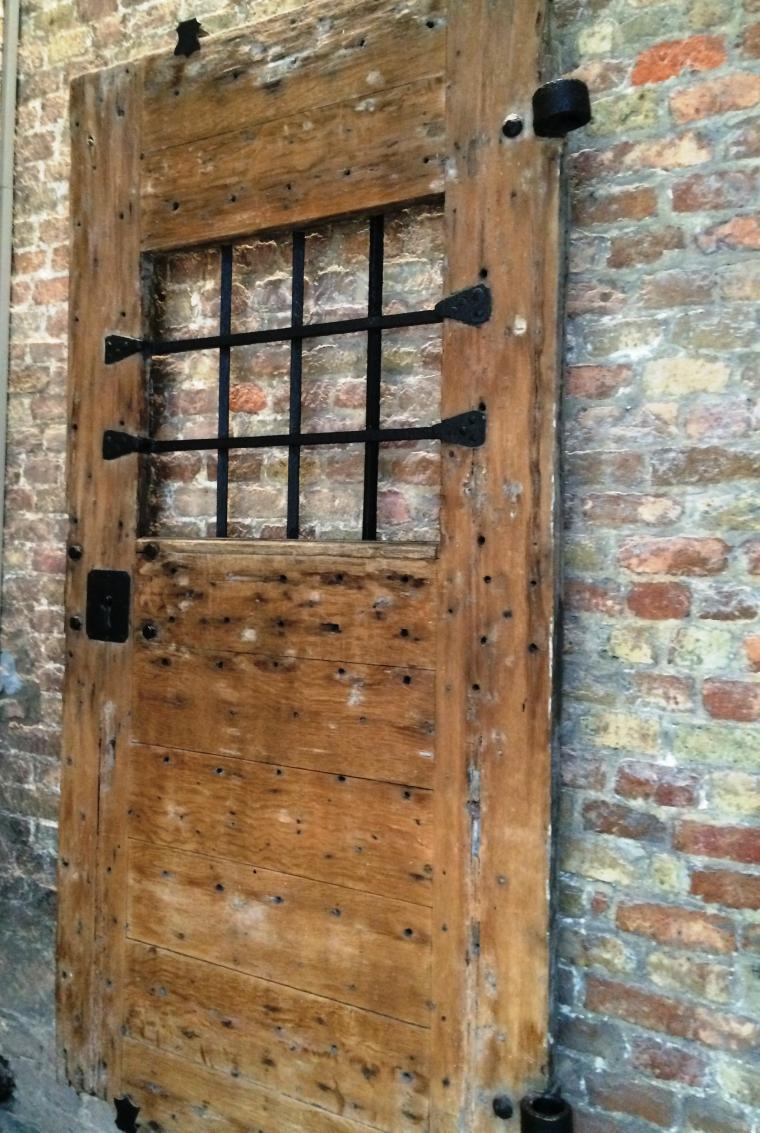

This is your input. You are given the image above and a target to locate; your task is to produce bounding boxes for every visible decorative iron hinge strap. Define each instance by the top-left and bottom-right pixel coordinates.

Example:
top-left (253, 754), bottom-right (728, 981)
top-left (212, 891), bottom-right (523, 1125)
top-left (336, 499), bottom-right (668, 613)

top-left (103, 410), bottom-right (486, 461)
top-left (103, 284), bottom-right (492, 364)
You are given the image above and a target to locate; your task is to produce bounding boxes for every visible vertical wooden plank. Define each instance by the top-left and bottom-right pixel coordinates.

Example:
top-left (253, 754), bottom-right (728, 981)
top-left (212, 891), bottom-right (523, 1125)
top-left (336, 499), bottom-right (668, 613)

top-left (57, 61), bottom-right (143, 1097)
top-left (431, 1), bottom-right (561, 1129)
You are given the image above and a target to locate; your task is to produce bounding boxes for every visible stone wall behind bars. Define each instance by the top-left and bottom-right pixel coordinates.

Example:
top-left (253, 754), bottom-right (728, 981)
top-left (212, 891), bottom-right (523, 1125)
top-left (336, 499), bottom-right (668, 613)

top-left (0, 1), bottom-right (758, 1131)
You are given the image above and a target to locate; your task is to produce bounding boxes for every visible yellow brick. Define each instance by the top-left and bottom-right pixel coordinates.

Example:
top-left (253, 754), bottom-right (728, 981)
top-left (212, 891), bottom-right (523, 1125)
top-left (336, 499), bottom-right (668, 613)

top-left (586, 711), bottom-right (660, 753)
top-left (644, 356), bottom-right (730, 396)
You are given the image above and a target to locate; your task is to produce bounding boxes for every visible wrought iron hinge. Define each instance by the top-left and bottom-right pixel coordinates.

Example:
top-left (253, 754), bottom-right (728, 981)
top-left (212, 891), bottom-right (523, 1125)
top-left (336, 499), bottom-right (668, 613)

top-left (174, 17), bottom-right (207, 58)
top-left (433, 283), bottom-right (491, 326)
top-left (104, 334), bottom-right (143, 365)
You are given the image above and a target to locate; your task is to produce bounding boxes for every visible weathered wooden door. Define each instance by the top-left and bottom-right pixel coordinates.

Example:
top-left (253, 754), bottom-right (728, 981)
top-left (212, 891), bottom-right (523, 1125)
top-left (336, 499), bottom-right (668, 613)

top-left (59, 3), bottom-right (563, 1130)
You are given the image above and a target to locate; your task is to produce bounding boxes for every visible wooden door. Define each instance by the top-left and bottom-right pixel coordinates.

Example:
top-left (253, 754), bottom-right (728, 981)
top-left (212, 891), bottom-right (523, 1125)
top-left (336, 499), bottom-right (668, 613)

top-left (59, 3), bottom-right (562, 1130)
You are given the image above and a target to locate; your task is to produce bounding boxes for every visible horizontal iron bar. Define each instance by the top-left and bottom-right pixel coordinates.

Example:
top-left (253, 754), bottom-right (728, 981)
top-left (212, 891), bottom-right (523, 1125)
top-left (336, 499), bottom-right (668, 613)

top-left (103, 410), bottom-right (486, 460)
top-left (104, 284), bottom-right (492, 364)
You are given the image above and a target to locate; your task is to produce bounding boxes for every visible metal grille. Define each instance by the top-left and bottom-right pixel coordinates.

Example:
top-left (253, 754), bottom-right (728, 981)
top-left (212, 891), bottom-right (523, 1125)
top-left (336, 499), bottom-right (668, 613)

top-left (105, 215), bottom-right (490, 540)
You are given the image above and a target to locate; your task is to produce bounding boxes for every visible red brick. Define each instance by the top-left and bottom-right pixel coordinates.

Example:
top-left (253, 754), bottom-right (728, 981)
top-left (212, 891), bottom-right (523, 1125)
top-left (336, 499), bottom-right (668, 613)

top-left (632, 35), bottom-right (727, 86)
top-left (586, 976), bottom-right (758, 1049)
top-left (675, 821), bottom-right (760, 864)
top-left (630, 1036), bottom-right (708, 1086)
top-left (632, 673), bottom-right (694, 712)
top-left (561, 752), bottom-right (607, 791)
top-left (567, 450), bottom-right (647, 487)
top-left (619, 537), bottom-right (728, 576)
top-left (686, 401), bottom-right (753, 441)
top-left (742, 21), bottom-right (760, 57)
top-left (583, 800), bottom-right (667, 843)
top-left (673, 170), bottom-right (759, 213)
top-left (698, 215), bottom-right (760, 253)
top-left (703, 680), bottom-right (760, 722)
top-left (692, 868), bottom-right (760, 909)
top-left (671, 73), bottom-right (760, 122)
top-left (566, 364), bottom-right (631, 399)
top-left (653, 447), bottom-right (760, 485)
top-left (573, 186), bottom-right (658, 226)
top-left (615, 761), bottom-right (699, 808)
top-left (31, 276), bottom-right (68, 304)
top-left (744, 635), bottom-right (760, 671)
top-left (627, 581), bottom-right (692, 619)
top-left (582, 494), bottom-right (682, 527)
top-left (586, 1072), bottom-right (676, 1127)
top-left (564, 580), bottom-right (624, 615)
top-left (608, 226), bottom-right (685, 269)
top-left (229, 385), bottom-right (267, 414)
top-left (616, 902), bottom-right (735, 953)
top-left (639, 268), bottom-right (714, 308)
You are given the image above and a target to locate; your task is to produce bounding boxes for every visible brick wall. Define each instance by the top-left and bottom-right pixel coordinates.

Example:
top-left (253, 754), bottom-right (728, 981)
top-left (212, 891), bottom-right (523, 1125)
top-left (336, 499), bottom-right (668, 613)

top-left (0, 1), bottom-right (758, 1131)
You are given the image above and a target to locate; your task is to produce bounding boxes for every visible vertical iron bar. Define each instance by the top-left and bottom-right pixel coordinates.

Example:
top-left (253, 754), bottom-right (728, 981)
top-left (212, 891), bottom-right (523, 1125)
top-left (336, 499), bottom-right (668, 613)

top-left (287, 231), bottom-right (305, 538)
top-left (362, 214), bottom-right (384, 540)
top-left (216, 244), bottom-right (233, 536)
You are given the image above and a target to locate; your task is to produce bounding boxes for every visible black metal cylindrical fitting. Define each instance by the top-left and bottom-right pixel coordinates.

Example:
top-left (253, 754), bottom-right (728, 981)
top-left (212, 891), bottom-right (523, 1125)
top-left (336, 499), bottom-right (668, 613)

top-left (532, 78), bottom-right (591, 138)
top-left (67, 544), bottom-right (83, 561)
top-left (141, 622), bottom-right (158, 640)
top-left (521, 1095), bottom-right (574, 1133)
top-left (141, 541), bottom-right (160, 561)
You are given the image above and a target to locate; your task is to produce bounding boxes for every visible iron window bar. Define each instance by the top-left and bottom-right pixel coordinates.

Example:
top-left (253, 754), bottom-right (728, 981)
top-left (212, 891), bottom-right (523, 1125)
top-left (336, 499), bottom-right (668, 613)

top-left (104, 284), bottom-right (491, 364)
top-left (104, 411), bottom-right (486, 460)
top-left (216, 244), bottom-right (233, 537)
top-left (109, 220), bottom-right (491, 539)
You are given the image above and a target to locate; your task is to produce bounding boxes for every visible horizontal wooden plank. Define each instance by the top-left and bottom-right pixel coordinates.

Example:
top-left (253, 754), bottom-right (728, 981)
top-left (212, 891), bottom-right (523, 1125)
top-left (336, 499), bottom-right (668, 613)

top-left (122, 1038), bottom-right (376, 1133)
top-left (132, 648), bottom-right (436, 787)
top-left (128, 745), bottom-right (433, 904)
top-left (137, 538), bottom-right (438, 560)
top-left (141, 74), bottom-right (445, 250)
top-left (134, 546), bottom-right (438, 668)
top-left (142, 0), bottom-right (445, 155)
top-left (124, 942), bottom-right (429, 1132)
top-left (127, 842), bottom-right (432, 1026)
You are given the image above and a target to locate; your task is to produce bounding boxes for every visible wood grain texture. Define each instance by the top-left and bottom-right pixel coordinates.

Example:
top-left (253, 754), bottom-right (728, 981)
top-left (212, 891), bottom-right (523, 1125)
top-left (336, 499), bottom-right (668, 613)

top-left (141, 73), bottom-right (445, 250)
top-left (142, 0), bottom-right (445, 155)
top-left (127, 744), bottom-right (433, 904)
top-left (431, 2), bottom-right (559, 1128)
top-left (122, 1039), bottom-right (384, 1133)
top-left (134, 545), bottom-right (438, 668)
top-left (124, 942), bottom-right (430, 1132)
top-left (58, 60), bottom-right (144, 1097)
top-left (127, 842), bottom-right (433, 1026)
top-left (137, 537), bottom-right (437, 559)
top-left (132, 647), bottom-right (436, 787)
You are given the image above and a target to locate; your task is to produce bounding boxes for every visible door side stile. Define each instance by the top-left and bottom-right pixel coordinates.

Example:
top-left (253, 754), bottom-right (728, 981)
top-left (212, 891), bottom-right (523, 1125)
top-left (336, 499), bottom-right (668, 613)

top-left (432, 2), bottom-right (559, 1129)
top-left (59, 60), bottom-right (144, 1097)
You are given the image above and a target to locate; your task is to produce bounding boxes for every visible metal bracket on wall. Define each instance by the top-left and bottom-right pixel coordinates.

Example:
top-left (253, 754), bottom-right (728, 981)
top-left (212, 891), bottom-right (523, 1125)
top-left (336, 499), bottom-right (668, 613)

top-left (103, 283), bottom-right (492, 365)
top-left (532, 78), bottom-right (591, 138)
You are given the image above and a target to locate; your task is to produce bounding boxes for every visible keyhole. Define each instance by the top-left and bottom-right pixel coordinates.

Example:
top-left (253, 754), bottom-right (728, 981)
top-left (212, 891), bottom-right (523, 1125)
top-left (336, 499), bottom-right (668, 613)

top-left (100, 593), bottom-right (113, 631)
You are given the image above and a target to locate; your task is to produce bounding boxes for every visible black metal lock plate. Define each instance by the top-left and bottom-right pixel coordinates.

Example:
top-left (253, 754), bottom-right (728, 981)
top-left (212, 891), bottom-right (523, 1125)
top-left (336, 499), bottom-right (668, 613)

top-left (86, 570), bottom-right (131, 643)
